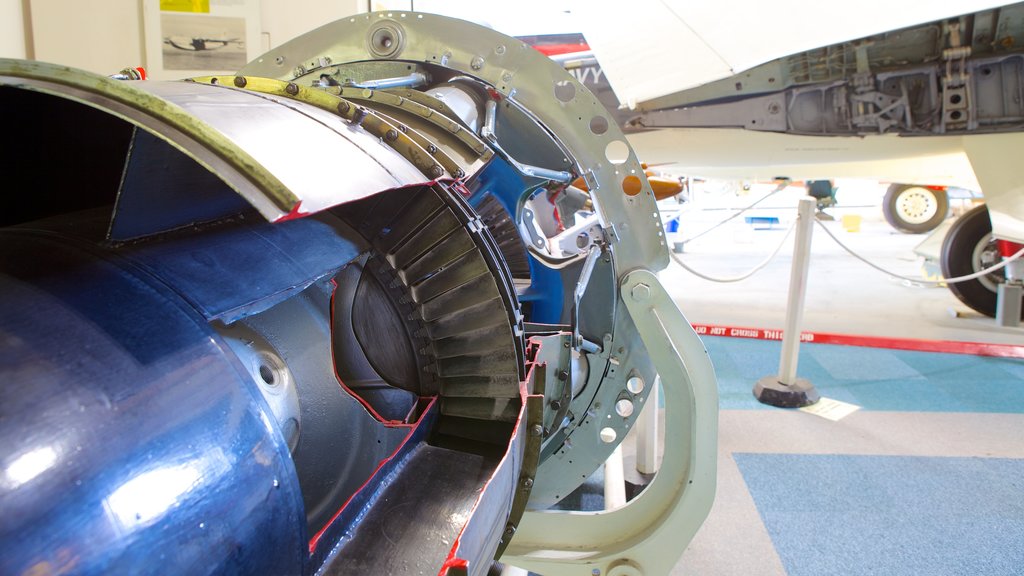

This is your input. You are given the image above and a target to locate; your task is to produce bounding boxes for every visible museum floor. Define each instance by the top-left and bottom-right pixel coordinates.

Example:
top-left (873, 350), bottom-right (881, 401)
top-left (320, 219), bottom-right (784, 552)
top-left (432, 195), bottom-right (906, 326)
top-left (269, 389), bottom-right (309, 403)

top-left (541, 199), bottom-right (1024, 576)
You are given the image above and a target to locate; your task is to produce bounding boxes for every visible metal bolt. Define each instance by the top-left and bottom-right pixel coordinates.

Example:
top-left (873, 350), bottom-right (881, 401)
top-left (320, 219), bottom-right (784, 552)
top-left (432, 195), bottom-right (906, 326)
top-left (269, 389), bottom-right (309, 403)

top-left (502, 72), bottom-right (512, 83)
top-left (530, 424), bottom-right (543, 437)
top-left (495, 45), bottom-right (507, 55)
top-left (504, 524), bottom-right (516, 537)
top-left (426, 144), bottom-right (437, 154)
top-left (337, 101), bottom-right (350, 115)
top-left (576, 232), bottom-right (590, 249)
top-left (453, 168), bottom-right (465, 179)
top-left (293, 65), bottom-right (306, 77)
top-left (274, 56), bottom-right (285, 65)
top-left (550, 400), bottom-right (561, 410)
top-left (384, 129), bottom-right (398, 142)
top-left (285, 83), bottom-right (299, 95)
top-left (428, 165), bottom-right (445, 178)
top-left (350, 107), bottom-right (368, 126)
top-left (233, 76), bottom-right (247, 88)
top-left (521, 477), bottom-right (534, 489)
top-left (471, 56), bottom-right (485, 70)
top-left (631, 283), bottom-right (651, 302)
top-left (558, 369), bottom-right (569, 381)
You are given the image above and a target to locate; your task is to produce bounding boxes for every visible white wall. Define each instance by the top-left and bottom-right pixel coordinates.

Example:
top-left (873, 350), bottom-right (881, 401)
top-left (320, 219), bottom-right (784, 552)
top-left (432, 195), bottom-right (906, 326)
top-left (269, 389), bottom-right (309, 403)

top-left (29, 0), bottom-right (144, 74)
top-left (18, 0), bottom-right (364, 75)
top-left (262, 0), bottom-right (363, 51)
top-left (0, 0), bottom-right (27, 58)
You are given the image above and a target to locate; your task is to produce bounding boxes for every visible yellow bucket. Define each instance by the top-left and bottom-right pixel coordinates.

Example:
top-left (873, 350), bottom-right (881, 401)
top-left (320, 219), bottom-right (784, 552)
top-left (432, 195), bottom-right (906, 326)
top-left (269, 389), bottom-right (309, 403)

top-left (842, 214), bottom-right (862, 232)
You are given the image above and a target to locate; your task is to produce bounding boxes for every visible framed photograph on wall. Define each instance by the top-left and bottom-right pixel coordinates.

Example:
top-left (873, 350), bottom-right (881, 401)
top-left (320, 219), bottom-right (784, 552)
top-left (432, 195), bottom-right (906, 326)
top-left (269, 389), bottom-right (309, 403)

top-left (142, 0), bottom-right (262, 80)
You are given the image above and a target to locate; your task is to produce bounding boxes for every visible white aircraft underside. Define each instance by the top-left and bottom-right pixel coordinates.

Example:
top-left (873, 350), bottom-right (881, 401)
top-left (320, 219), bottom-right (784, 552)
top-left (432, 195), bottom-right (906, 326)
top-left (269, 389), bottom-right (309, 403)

top-left (576, 0), bottom-right (1012, 106)
top-left (577, 0), bottom-right (1024, 244)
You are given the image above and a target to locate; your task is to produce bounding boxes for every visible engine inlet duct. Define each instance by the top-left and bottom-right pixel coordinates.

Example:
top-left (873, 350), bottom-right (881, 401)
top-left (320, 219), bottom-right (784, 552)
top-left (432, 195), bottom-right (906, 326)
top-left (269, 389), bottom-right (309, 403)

top-left (0, 11), bottom-right (717, 576)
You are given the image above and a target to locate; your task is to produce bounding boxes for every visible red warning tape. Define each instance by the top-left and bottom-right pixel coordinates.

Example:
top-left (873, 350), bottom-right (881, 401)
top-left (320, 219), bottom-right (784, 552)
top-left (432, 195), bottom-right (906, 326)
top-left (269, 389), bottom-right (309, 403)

top-left (690, 323), bottom-right (1024, 359)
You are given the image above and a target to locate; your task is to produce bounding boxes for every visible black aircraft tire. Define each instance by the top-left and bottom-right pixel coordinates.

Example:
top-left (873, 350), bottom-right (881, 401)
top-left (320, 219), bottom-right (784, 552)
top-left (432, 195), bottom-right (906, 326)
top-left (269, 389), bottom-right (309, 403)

top-left (883, 184), bottom-right (949, 234)
top-left (940, 204), bottom-right (1019, 319)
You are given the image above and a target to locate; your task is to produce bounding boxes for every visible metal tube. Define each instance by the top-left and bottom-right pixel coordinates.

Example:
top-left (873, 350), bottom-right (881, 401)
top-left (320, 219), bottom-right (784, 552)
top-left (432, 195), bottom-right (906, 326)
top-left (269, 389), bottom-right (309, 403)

top-left (778, 197), bottom-right (816, 385)
top-left (344, 72), bottom-right (428, 90)
top-left (482, 98), bottom-right (498, 138)
top-left (572, 245), bottom-right (602, 351)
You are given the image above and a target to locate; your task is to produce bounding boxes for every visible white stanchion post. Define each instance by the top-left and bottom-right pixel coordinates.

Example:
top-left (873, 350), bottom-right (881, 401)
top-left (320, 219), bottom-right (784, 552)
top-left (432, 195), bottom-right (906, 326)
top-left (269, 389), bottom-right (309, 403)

top-left (780, 197), bottom-right (815, 385)
top-left (635, 376), bottom-right (660, 474)
top-left (604, 445), bottom-right (626, 510)
top-left (754, 197), bottom-right (820, 407)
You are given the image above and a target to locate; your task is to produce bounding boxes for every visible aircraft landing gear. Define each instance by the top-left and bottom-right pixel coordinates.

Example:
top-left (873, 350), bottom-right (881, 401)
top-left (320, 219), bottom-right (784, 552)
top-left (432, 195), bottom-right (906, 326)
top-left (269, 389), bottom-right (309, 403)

top-left (883, 183), bottom-right (949, 234)
top-left (940, 204), bottom-right (1023, 319)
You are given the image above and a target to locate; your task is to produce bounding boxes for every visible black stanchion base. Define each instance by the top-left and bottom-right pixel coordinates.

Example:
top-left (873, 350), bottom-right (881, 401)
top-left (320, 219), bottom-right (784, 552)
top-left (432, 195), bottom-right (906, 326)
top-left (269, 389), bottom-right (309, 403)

top-left (754, 376), bottom-right (820, 408)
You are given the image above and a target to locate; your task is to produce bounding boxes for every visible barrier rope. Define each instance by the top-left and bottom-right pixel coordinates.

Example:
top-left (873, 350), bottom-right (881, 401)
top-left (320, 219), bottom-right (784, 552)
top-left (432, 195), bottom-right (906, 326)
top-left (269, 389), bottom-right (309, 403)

top-left (671, 186), bottom-right (1024, 285)
top-left (813, 220), bottom-right (1024, 285)
top-left (671, 220), bottom-right (797, 283)
top-left (676, 185), bottom-right (787, 245)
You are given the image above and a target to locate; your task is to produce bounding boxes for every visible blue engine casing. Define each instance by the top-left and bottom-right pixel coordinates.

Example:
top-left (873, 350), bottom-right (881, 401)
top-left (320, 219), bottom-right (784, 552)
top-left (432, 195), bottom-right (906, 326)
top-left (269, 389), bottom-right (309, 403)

top-left (0, 231), bottom-right (307, 574)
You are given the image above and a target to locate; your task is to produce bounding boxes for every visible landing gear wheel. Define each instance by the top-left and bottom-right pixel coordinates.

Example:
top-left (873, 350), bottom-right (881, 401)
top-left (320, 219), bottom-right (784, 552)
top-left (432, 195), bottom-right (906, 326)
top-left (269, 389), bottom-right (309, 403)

top-left (940, 204), bottom-right (1019, 319)
top-left (883, 184), bottom-right (948, 234)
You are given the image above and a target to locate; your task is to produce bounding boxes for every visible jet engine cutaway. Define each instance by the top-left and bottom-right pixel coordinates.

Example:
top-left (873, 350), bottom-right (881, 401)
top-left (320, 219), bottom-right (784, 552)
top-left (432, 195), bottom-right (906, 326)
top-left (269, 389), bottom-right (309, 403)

top-left (0, 12), bottom-right (717, 576)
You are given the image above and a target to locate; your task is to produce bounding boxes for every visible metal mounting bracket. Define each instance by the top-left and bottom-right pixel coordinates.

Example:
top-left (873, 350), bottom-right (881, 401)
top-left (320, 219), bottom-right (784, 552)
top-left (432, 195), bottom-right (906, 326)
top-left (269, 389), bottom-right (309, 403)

top-left (502, 269), bottom-right (718, 575)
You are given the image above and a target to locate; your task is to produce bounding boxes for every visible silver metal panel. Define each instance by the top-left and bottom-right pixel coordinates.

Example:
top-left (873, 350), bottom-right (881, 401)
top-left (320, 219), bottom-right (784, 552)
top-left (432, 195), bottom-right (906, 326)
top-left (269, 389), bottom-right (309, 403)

top-left (135, 81), bottom-right (427, 217)
top-left (240, 12), bottom-right (669, 272)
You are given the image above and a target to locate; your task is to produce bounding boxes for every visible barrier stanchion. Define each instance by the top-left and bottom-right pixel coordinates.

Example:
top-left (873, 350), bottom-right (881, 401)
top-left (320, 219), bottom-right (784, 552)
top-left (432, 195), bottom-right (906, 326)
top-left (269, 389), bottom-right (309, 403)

top-left (635, 376), bottom-right (660, 474)
top-left (754, 197), bottom-right (820, 407)
top-left (603, 445), bottom-right (626, 510)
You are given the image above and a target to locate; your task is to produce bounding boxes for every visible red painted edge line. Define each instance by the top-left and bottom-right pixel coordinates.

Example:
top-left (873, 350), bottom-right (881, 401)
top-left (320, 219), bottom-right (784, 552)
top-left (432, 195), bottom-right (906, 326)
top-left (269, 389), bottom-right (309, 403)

top-left (437, 341), bottom-right (540, 576)
top-left (307, 396), bottom-right (438, 554)
top-left (328, 279), bottom-right (413, 426)
top-left (273, 200), bottom-right (308, 223)
top-left (690, 323), bottom-right (1024, 359)
top-left (309, 280), bottom-right (428, 553)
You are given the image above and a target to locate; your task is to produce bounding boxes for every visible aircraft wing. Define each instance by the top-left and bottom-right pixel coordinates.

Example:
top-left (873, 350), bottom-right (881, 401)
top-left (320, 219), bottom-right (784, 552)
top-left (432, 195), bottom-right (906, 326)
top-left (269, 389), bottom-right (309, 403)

top-left (575, 0), bottom-right (1011, 108)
